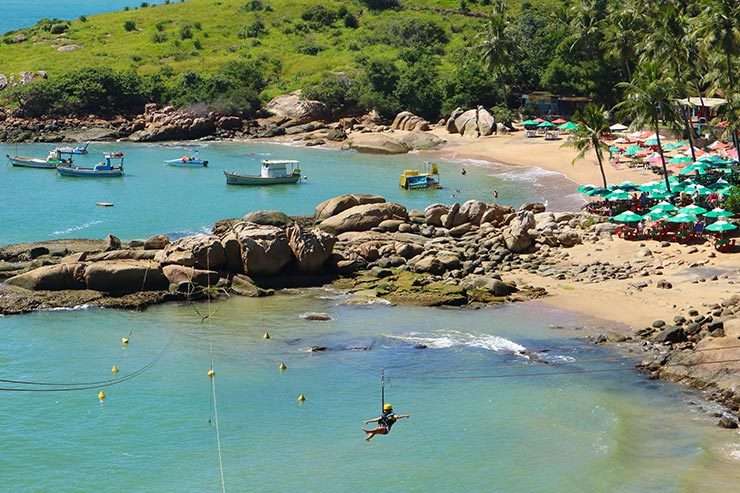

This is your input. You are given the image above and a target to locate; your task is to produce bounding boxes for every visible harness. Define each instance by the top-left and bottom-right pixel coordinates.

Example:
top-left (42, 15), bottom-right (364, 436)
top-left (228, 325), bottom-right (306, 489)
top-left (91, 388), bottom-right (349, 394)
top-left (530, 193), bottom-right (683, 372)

top-left (379, 412), bottom-right (396, 430)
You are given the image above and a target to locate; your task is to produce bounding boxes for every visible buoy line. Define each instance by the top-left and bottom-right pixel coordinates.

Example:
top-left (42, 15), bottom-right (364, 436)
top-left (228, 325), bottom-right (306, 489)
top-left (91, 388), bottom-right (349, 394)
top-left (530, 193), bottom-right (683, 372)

top-left (0, 328), bottom-right (179, 392)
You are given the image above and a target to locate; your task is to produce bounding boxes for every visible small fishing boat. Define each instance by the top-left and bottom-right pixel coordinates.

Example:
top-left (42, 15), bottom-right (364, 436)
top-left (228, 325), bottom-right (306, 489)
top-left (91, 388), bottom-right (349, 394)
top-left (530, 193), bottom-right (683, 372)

top-left (57, 152), bottom-right (124, 178)
top-left (6, 149), bottom-right (74, 169)
top-left (225, 160), bottom-right (302, 186)
top-left (56, 142), bottom-right (90, 155)
top-left (399, 162), bottom-right (441, 190)
top-left (164, 152), bottom-right (208, 167)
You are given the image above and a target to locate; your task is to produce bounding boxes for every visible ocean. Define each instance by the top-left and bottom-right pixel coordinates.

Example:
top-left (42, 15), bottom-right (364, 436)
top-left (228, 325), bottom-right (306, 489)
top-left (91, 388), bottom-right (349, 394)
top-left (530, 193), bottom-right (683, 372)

top-left (1, 1), bottom-right (164, 35)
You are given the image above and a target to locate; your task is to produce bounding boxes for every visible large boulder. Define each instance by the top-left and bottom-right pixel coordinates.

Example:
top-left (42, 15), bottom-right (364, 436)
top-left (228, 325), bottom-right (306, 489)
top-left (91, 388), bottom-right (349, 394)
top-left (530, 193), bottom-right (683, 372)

top-left (503, 210), bottom-right (536, 253)
top-left (85, 250), bottom-right (157, 262)
top-left (346, 134), bottom-right (410, 154)
top-left (5, 263), bottom-right (85, 291)
top-left (446, 108), bottom-right (465, 134)
top-left (85, 261), bottom-right (169, 293)
top-left (286, 224), bottom-right (336, 273)
top-left (231, 222), bottom-right (293, 276)
top-left (265, 90), bottom-right (328, 125)
top-left (480, 204), bottom-right (514, 226)
top-left (424, 204), bottom-right (449, 226)
top-left (442, 203), bottom-right (468, 228)
top-left (454, 109), bottom-right (479, 138)
top-left (243, 210), bottom-right (293, 227)
top-left (162, 265), bottom-right (220, 287)
top-left (461, 275), bottom-right (517, 296)
top-left (391, 111), bottom-right (415, 130)
top-left (144, 234), bottom-right (170, 250)
top-left (220, 232), bottom-right (243, 274)
top-left (397, 132), bottom-right (446, 150)
top-left (319, 202), bottom-right (408, 234)
top-left (315, 194), bottom-right (386, 220)
top-left (159, 235), bottom-right (226, 270)
top-left (477, 106), bottom-right (496, 136)
top-left (460, 200), bottom-right (488, 225)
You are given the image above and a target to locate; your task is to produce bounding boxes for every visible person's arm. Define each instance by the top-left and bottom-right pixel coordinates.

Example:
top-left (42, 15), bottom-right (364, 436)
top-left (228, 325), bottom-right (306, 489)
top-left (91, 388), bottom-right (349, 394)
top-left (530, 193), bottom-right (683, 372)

top-left (395, 414), bottom-right (411, 419)
top-left (364, 417), bottom-right (380, 424)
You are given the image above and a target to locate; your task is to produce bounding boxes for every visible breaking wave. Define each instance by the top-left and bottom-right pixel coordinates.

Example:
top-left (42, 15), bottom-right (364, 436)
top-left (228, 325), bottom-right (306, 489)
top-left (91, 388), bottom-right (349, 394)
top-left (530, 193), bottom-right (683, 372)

top-left (388, 329), bottom-right (526, 354)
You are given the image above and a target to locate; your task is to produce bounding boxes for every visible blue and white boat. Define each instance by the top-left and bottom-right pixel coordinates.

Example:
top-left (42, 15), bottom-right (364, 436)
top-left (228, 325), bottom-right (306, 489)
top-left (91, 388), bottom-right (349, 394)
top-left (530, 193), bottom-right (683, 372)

top-left (164, 150), bottom-right (208, 167)
top-left (57, 152), bottom-right (124, 178)
top-left (56, 142), bottom-right (90, 155)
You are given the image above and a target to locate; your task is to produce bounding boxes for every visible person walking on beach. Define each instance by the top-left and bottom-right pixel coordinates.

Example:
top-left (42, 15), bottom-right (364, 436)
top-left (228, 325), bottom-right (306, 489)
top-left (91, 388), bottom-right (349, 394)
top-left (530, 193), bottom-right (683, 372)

top-left (363, 403), bottom-right (410, 442)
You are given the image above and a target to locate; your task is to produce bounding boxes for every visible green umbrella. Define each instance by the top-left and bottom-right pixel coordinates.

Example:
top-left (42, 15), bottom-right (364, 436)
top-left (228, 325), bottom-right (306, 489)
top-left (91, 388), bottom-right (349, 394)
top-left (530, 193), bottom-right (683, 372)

top-left (558, 121), bottom-right (580, 131)
top-left (624, 144), bottom-right (643, 156)
top-left (522, 119), bottom-right (539, 126)
top-left (682, 184), bottom-right (712, 195)
top-left (667, 213), bottom-right (698, 223)
top-left (643, 210), bottom-right (670, 221)
top-left (538, 121), bottom-right (555, 128)
top-left (586, 187), bottom-right (612, 197)
top-left (617, 180), bottom-right (638, 191)
top-left (612, 211), bottom-right (644, 223)
top-left (577, 184), bottom-right (595, 193)
top-left (605, 190), bottom-right (632, 201)
top-left (678, 204), bottom-right (708, 215)
top-left (638, 183), bottom-right (658, 192)
top-left (705, 220), bottom-right (737, 232)
top-left (648, 190), bottom-right (674, 200)
top-left (668, 156), bottom-right (692, 164)
top-left (650, 201), bottom-right (677, 213)
top-left (680, 163), bottom-right (712, 175)
top-left (704, 208), bottom-right (734, 218)
top-left (645, 136), bottom-right (660, 146)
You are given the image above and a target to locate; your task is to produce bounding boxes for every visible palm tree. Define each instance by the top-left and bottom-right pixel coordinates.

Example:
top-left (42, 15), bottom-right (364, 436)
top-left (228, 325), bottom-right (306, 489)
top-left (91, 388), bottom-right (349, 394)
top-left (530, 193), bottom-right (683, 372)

top-left (563, 103), bottom-right (611, 188)
top-left (476, 12), bottom-right (512, 79)
top-left (694, 0), bottom-right (740, 158)
top-left (615, 63), bottom-right (680, 193)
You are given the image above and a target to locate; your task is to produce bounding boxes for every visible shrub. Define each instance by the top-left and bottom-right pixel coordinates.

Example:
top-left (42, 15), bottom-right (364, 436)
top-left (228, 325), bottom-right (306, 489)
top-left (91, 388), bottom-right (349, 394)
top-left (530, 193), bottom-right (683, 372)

top-left (303, 73), bottom-right (359, 114)
top-left (238, 19), bottom-right (267, 38)
top-left (725, 186), bottom-right (740, 214)
top-left (490, 104), bottom-right (513, 125)
top-left (180, 25), bottom-right (193, 39)
top-left (343, 12), bottom-right (359, 29)
top-left (360, 0), bottom-right (400, 10)
top-left (301, 5), bottom-right (337, 28)
top-left (79, 15), bottom-right (87, 22)
top-left (152, 32), bottom-right (168, 43)
top-left (123, 20), bottom-right (137, 32)
top-left (297, 38), bottom-right (324, 55)
top-left (50, 23), bottom-right (69, 35)
top-left (193, 38), bottom-right (202, 50)
top-left (394, 57), bottom-right (443, 120)
top-left (244, 0), bottom-right (270, 11)
top-left (368, 18), bottom-right (448, 50)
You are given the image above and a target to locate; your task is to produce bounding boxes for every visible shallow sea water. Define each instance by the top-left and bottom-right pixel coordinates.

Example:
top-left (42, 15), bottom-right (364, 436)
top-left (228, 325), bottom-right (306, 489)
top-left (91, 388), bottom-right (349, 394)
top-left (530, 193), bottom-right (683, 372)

top-left (1, 295), bottom-right (739, 492)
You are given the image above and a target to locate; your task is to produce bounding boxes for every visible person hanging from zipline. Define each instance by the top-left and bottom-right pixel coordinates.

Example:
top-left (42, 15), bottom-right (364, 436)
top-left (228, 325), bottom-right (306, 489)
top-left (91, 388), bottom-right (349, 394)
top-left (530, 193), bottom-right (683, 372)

top-left (363, 403), bottom-right (410, 442)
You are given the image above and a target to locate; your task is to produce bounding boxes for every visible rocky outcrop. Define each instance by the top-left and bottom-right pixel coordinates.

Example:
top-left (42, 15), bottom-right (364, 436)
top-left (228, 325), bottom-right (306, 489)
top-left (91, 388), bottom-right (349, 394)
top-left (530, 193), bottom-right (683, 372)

top-left (158, 235), bottom-right (226, 270)
top-left (265, 90), bottom-right (328, 125)
top-left (286, 224), bottom-right (336, 273)
top-left (231, 222), bottom-right (293, 276)
top-left (243, 210), bottom-right (293, 227)
top-left (85, 261), bottom-right (169, 293)
top-left (144, 235), bottom-right (170, 250)
top-left (391, 111), bottom-right (431, 132)
top-left (128, 105), bottom-right (219, 142)
top-left (162, 265), bottom-right (220, 287)
top-left (503, 210), bottom-right (535, 253)
top-left (319, 202), bottom-right (409, 234)
top-left (345, 134), bottom-right (409, 154)
top-left (315, 194), bottom-right (386, 220)
top-left (446, 106), bottom-right (497, 138)
top-left (5, 263), bottom-right (85, 291)
top-left (397, 132), bottom-right (446, 150)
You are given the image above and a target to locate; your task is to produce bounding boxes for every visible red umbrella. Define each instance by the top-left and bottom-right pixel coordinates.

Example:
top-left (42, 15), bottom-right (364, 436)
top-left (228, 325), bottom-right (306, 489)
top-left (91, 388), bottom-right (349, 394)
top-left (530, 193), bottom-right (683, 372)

top-left (534, 118), bottom-right (545, 123)
top-left (552, 118), bottom-right (567, 124)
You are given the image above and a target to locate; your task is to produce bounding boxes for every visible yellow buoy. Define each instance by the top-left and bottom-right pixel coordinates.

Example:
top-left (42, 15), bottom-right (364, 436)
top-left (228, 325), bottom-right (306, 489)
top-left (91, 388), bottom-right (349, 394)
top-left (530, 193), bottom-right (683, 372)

top-left (263, 332), bottom-right (271, 339)
top-left (279, 362), bottom-right (287, 371)
top-left (111, 365), bottom-right (119, 373)
top-left (207, 369), bottom-right (216, 378)
top-left (297, 394), bottom-right (305, 402)
top-left (98, 391), bottom-right (106, 400)
top-left (121, 337), bottom-right (129, 345)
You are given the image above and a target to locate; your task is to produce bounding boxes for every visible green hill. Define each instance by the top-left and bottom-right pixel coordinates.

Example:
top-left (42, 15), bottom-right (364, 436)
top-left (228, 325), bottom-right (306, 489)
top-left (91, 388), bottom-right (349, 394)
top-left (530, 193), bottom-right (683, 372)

top-left (0, 0), bottom-right (504, 99)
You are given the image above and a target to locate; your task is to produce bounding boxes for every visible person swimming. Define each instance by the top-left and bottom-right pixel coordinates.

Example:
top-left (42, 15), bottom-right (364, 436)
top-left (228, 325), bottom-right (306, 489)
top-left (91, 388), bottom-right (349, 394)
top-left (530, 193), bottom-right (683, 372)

top-left (363, 403), bottom-right (410, 441)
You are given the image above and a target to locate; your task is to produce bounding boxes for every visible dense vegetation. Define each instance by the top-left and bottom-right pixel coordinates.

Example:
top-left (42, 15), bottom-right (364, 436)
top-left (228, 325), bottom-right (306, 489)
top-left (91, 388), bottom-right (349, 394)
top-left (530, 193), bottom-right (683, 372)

top-left (0, 0), bottom-right (737, 153)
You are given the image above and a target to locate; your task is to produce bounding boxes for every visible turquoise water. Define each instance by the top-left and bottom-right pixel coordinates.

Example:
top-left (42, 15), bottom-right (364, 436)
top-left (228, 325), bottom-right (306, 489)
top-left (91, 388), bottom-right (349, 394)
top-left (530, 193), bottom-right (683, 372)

top-left (1, 295), bottom-right (738, 491)
top-left (0, 141), bottom-right (583, 245)
top-left (1, 1), bottom-right (164, 34)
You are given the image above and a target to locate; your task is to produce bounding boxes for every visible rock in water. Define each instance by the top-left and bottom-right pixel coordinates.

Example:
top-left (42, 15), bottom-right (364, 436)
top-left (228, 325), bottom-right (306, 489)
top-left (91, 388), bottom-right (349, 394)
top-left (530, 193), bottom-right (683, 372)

top-left (5, 263), bottom-right (85, 291)
top-left (243, 210), bottom-right (293, 227)
top-left (346, 134), bottom-right (410, 154)
top-left (85, 261), bottom-right (168, 293)
top-left (162, 265), bottom-right (219, 287)
top-left (286, 224), bottom-right (336, 274)
top-left (231, 222), bottom-right (293, 276)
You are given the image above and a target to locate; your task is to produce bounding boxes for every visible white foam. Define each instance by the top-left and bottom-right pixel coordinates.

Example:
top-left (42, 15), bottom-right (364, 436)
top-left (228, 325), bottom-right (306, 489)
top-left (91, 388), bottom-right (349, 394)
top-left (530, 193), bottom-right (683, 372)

top-left (389, 329), bottom-right (526, 353)
top-left (44, 304), bottom-right (92, 312)
top-left (50, 220), bottom-right (103, 236)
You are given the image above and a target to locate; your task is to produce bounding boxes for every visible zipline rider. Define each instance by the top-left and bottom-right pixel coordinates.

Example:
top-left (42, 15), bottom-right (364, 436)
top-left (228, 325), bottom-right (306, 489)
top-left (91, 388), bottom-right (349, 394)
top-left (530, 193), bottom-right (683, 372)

top-left (363, 403), bottom-right (410, 442)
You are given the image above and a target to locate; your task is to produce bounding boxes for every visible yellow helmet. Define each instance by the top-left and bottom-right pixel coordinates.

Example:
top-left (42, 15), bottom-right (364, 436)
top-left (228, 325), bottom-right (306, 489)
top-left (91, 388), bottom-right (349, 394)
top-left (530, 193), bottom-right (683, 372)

top-left (383, 403), bottom-right (393, 412)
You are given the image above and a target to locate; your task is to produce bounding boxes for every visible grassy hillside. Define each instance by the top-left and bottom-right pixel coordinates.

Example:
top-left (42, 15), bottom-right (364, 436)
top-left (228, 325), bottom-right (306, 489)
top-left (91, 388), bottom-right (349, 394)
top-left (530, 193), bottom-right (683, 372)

top-left (0, 0), bottom-right (516, 99)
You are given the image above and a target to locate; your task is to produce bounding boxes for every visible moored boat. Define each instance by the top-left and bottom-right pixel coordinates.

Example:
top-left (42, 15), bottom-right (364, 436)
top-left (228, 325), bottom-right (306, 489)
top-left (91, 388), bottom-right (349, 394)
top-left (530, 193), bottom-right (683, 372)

top-left (7, 149), bottom-right (74, 169)
top-left (57, 152), bottom-right (124, 178)
top-left (400, 162), bottom-right (441, 189)
top-left (56, 142), bottom-right (90, 155)
top-left (225, 160), bottom-right (302, 186)
top-left (164, 153), bottom-right (209, 167)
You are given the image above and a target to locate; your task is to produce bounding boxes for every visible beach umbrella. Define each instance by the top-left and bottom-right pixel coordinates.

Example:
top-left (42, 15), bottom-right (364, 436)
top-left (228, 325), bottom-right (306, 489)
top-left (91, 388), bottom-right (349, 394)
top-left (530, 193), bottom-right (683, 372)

top-left (585, 187), bottom-right (611, 197)
top-left (682, 184), bottom-right (712, 195)
top-left (667, 213), bottom-right (698, 223)
top-left (704, 208), bottom-right (734, 219)
top-left (678, 163), bottom-right (711, 175)
top-left (617, 180), bottom-right (638, 191)
top-left (668, 156), bottom-right (692, 165)
top-left (609, 146), bottom-right (620, 153)
top-left (623, 144), bottom-right (642, 156)
top-left (612, 211), bottom-right (644, 223)
top-left (534, 118), bottom-right (545, 123)
top-left (552, 118), bottom-right (567, 124)
top-left (577, 184), bottom-right (595, 194)
top-left (605, 189), bottom-right (632, 201)
top-left (537, 121), bottom-right (555, 128)
top-left (648, 190), bottom-right (674, 200)
top-left (678, 204), bottom-right (708, 215)
top-left (558, 121), bottom-right (580, 131)
top-left (651, 201), bottom-right (677, 213)
top-left (642, 210), bottom-right (670, 221)
top-left (522, 119), bottom-right (538, 126)
top-left (705, 220), bottom-right (737, 232)
top-left (609, 123), bottom-right (629, 132)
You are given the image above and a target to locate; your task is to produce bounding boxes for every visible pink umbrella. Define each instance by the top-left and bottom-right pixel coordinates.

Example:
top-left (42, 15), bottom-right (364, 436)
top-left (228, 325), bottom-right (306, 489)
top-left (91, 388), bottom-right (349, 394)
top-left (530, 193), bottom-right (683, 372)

top-left (534, 118), bottom-right (545, 123)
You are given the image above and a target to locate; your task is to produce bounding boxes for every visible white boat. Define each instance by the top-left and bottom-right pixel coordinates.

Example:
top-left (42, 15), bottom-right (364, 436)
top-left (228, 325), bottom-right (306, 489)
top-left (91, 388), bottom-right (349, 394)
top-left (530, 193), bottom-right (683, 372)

top-left (57, 152), bottom-right (124, 178)
top-left (164, 153), bottom-right (208, 167)
top-left (225, 160), bottom-right (302, 186)
top-left (7, 149), bottom-right (74, 169)
top-left (56, 142), bottom-right (90, 155)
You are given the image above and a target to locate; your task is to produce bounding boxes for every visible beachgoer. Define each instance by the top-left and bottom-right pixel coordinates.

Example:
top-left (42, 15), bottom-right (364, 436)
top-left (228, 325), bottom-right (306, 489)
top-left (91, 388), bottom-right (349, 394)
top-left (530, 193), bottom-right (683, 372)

top-left (461, 168), bottom-right (467, 175)
top-left (493, 190), bottom-right (499, 200)
top-left (363, 403), bottom-right (410, 442)
top-left (639, 192), bottom-right (648, 208)
top-left (694, 219), bottom-right (704, 235)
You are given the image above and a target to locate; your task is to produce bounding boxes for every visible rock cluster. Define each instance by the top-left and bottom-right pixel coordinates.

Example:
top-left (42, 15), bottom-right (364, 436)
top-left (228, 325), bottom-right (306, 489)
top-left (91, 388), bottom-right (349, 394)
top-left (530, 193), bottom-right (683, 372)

top-left (127, 104), bottom-right (244, 142)
top-left (446, 106), bottom-right (497, 138)
top-left (391, 111), bottom-right (430, 132)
